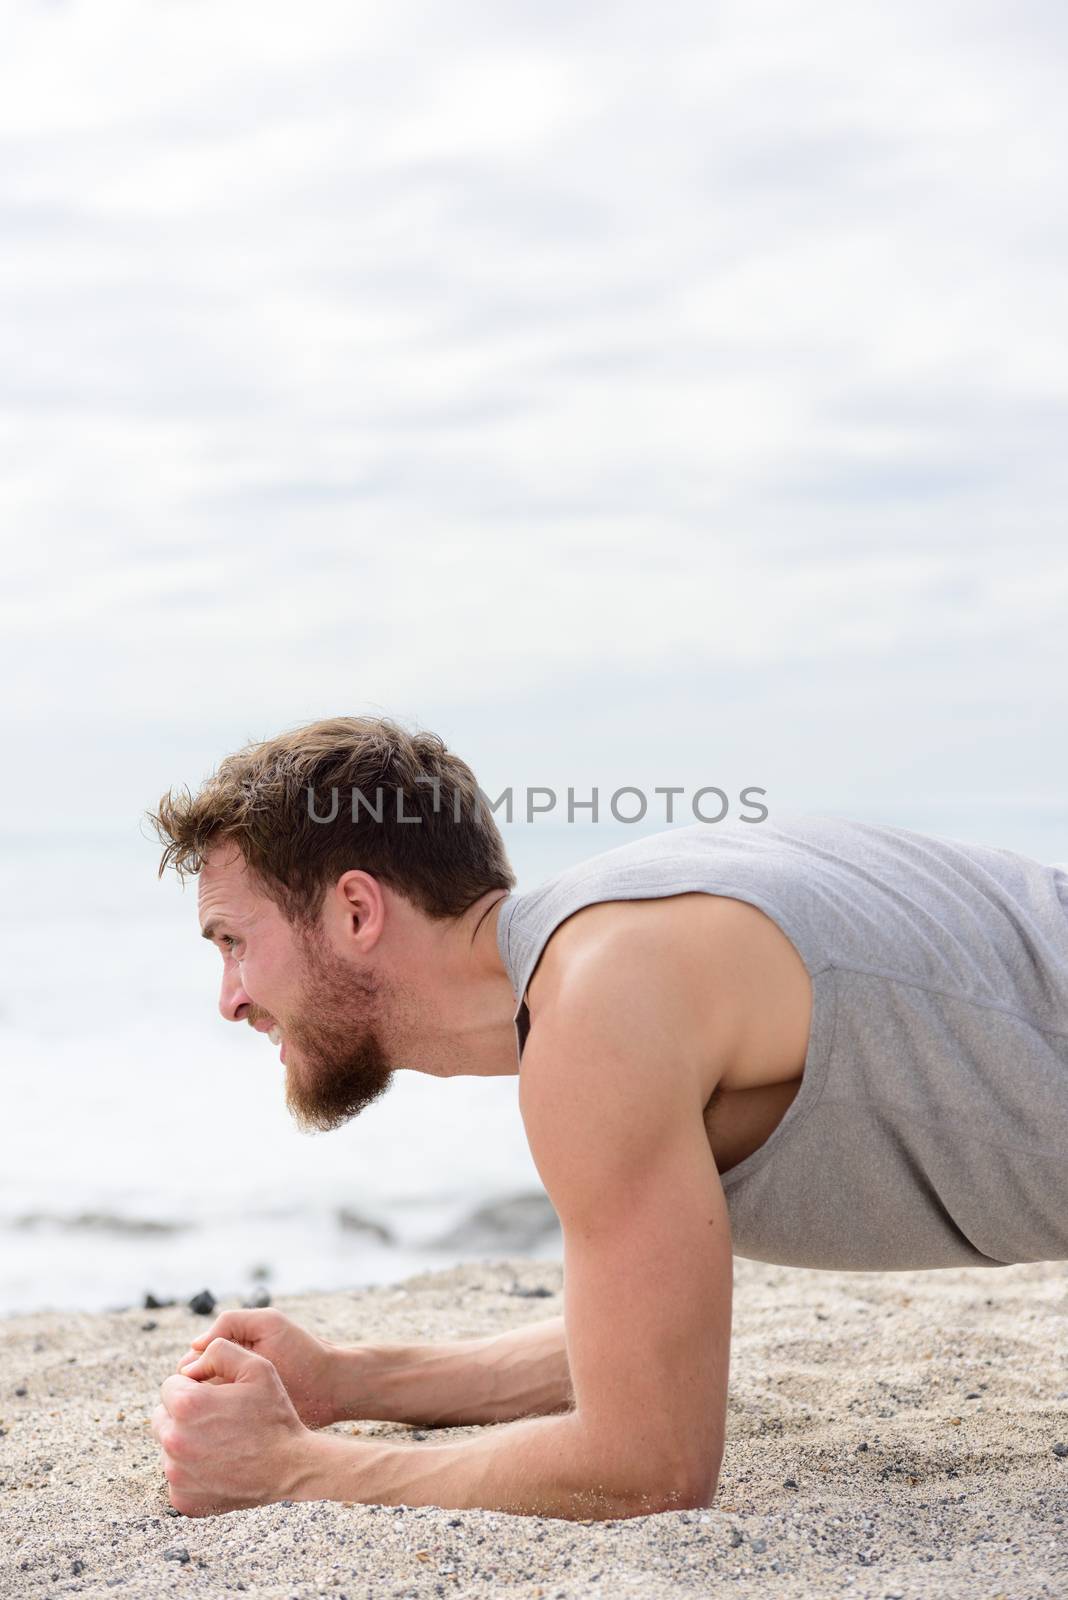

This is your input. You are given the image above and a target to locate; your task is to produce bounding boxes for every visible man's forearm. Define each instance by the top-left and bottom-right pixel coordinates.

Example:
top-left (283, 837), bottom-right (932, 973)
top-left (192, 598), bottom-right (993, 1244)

top-left (291, 1410), bottom-right (698, 1521)
top-left (329, 1316), bottom-right (572, 1427)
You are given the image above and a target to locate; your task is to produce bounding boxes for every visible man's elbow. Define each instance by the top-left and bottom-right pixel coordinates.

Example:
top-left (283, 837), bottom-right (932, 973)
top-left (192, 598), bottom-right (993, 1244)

top-left (609, 1454), bottom-right (721, 1519)
top-left (569, 1410), bottom-right (722, 1520)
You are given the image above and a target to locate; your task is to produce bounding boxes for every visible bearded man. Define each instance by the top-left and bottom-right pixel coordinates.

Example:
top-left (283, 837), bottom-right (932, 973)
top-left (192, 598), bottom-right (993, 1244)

top-left (148, 716), bottom-right (1068, 1520)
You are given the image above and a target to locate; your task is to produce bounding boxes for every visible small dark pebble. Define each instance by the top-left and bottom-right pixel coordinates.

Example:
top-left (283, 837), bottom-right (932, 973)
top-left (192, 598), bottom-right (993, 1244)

top-left (448, 1517), bottom-right (462, 1527)
top-left (729, 1527), bottom-right (744, 1548)
top-left (856, 1441), bottom-right (869, 1452)
top-left (242, 1288), bottom-right (272, 1309)
top-left (411, 1431), bottom-right (429, 1440)
top-left (14, 1387), bottom-right (27, 1397)
top-left (751, 1537), bottom-right (767, 1554)
top-left (964, 1392), bottom-right (981, 1399)
top-left (71, 1560), bottom-right (84, 1576)
top-left (1052, 1443), bottom-right (1068, 1459)
top-left (188, 1289), bottom-right (216, 1316)
top-left (784, 1477), bottom-right (798, 1489)
top-left (509, 1284), bottom-right (553, 1298)
top-left (143, 1293), bottom-right (175, 1310)
top-left (162, 1547), bottom-right (190, 1564)
top-left (164, 1507), bottom-right (181, 1517)
top-left (141, 1321), bottom-right (158, 1332)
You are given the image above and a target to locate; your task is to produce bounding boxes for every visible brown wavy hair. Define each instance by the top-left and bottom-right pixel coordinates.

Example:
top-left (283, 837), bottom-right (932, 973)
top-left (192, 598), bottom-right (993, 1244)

top-left (148, 715), bottom-right (515, 926)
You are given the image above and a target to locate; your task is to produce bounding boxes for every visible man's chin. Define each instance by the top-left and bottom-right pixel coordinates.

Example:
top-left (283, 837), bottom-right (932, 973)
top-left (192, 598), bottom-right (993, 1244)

top-left (282, 1055), bottom-right (395, 1135)
top-left (284, 1078), bottom-right (349, 1135)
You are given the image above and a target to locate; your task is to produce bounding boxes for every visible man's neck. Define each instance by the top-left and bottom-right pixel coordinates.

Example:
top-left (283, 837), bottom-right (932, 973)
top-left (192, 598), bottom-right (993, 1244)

top-left (391, 888), bottom-right (520, 1080)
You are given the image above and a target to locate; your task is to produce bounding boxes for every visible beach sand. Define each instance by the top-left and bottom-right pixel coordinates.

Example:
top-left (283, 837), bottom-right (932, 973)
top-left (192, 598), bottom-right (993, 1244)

top-left (2, 1254), bottom-right (1066, 1598)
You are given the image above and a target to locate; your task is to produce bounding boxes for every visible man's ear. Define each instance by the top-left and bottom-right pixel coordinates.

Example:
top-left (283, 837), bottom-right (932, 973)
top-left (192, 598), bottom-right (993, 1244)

top-left (333, 870), bottom-right (386, 947)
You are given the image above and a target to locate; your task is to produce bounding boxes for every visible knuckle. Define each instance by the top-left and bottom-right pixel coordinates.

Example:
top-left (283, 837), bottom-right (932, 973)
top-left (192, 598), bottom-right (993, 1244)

top-left (196, 1337), bottom-right (228, 1370)
top-left (158, 1424), bottom-right (181, 1457)
top-left (246, 1309), bottom-right (283, 1338)
top-left (168, 1388), bottom-right (198, 1423)
top-left (159, 1375), bottom-right (185, 1405)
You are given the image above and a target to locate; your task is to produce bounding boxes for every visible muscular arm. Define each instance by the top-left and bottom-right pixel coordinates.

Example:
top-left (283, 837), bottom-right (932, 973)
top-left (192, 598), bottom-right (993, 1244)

top-left (513, 942), bottom-right (734, 1512)
top-left (329, 1315), bottom-right (572, 1426)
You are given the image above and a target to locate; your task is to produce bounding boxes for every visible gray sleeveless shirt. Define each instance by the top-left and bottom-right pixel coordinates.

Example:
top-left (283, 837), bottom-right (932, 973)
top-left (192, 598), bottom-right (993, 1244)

top-left (494, 813), bottom-right (1068, 1271)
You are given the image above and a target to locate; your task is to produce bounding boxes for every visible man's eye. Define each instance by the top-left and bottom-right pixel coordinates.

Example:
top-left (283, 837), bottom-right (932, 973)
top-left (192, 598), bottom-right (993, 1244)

top-left (221, 935), bottom-right (238, 952)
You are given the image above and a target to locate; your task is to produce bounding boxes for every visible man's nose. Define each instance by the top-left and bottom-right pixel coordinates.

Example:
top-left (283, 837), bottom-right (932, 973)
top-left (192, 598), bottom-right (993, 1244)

top-left (219, 965), bottom-right (251, 1023)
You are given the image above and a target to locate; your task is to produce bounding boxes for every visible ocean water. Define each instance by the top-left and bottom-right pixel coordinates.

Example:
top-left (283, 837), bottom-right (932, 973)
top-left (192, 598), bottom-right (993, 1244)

top-left (3, 806), bottom-right (1063, 1316)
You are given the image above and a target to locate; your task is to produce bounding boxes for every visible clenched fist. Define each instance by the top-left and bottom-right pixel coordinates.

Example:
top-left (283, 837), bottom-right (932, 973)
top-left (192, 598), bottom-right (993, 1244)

top-left (154, 1338), bottom-right (313, 1516)
top-left (175, 1308), bottom-right (343, 1428)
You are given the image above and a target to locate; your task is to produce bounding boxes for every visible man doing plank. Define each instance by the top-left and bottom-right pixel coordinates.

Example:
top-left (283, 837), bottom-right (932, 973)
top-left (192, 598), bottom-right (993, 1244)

top-left (148, 716), bottom-right (1068, 1519)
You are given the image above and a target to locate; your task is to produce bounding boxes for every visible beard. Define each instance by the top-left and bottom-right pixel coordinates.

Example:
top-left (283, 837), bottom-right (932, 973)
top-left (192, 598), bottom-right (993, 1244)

top-left (265, 933), bottom-right (397, 1134)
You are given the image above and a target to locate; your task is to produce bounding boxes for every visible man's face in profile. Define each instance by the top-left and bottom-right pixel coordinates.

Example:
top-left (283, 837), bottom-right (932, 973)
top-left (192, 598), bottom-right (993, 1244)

top-left (198, 846), bottom-right (395, 1132)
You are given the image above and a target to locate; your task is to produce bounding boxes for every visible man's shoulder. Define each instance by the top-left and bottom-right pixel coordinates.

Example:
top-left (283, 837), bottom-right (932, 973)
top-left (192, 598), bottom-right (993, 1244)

top-left (527, 890), bottom-right (760, 1001)
top-left (522, 893), bottom-right (746, 1088)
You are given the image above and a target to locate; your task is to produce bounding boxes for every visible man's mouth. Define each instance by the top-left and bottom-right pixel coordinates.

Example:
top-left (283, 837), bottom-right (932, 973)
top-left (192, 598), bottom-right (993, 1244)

top-left (268, 1025), bottom-right (288, 1065)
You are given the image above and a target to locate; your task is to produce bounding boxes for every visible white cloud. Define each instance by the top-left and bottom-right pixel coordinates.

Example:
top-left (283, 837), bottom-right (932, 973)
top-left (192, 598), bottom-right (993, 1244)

top-left (1, 0), bottom-right (1066, 833)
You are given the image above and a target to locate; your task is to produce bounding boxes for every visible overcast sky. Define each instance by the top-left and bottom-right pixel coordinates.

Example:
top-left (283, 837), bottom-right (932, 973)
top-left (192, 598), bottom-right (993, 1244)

top-left (3, 0), bottom-right (1066, 858)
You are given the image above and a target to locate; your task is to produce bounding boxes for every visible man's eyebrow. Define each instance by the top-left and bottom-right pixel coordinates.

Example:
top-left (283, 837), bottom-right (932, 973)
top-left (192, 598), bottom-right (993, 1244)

top-left (201, 920), bottom-right (224, 942)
